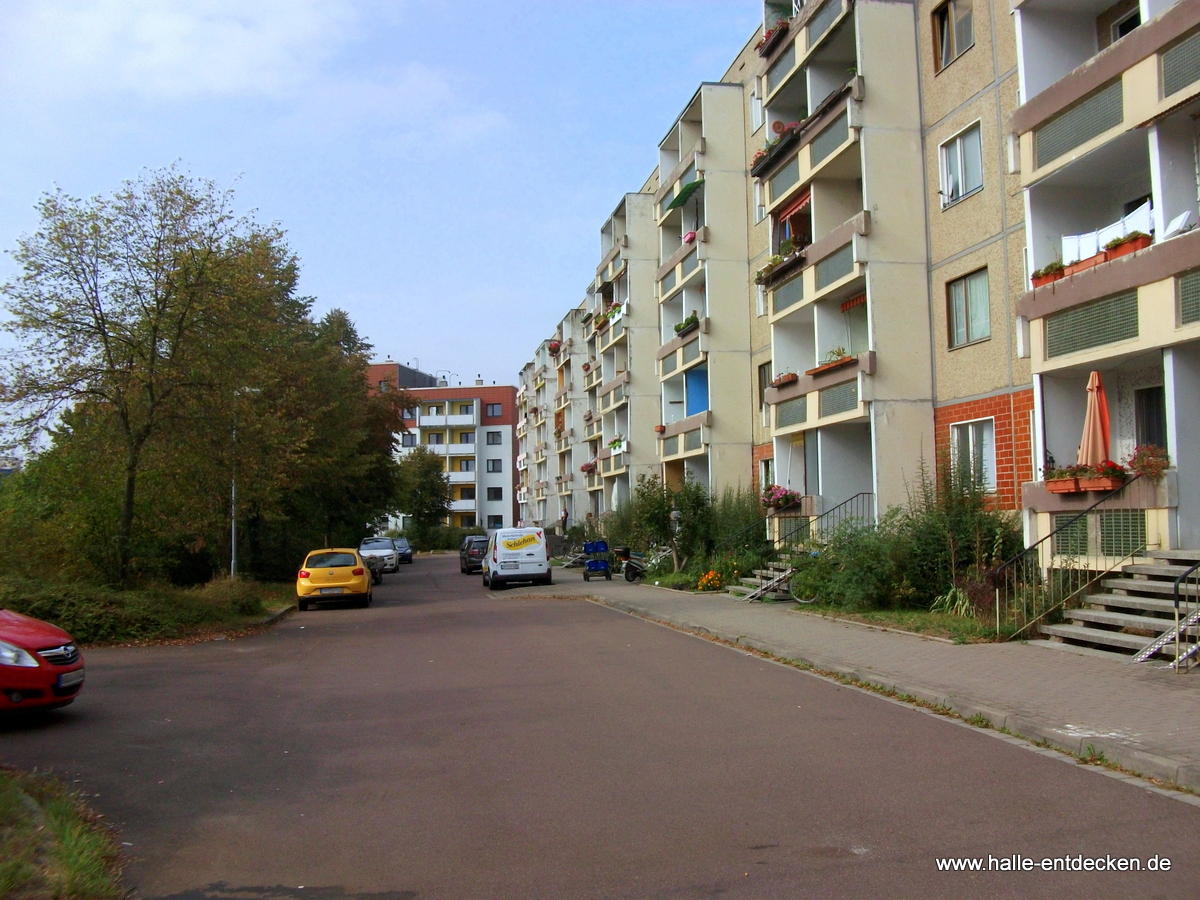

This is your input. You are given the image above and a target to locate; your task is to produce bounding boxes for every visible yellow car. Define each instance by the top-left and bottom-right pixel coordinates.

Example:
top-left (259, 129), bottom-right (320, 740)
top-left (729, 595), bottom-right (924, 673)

top-left (296, 548), bottom-right (373, 610)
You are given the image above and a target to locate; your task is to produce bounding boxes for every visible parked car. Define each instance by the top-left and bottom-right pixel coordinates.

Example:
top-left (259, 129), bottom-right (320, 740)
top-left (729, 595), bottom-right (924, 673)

top-left (483, 528), bottom-right (551, 589)
top-left (460, 535), bottom-right (488, 573)
top-left (359, 536), bottom-right (400, 573)
top-left (393, 537), bottom-right (413, 564)
top-left (297, 549), bottom-right (372, 610)
top-left (0, 609), bottom-right (85, 711)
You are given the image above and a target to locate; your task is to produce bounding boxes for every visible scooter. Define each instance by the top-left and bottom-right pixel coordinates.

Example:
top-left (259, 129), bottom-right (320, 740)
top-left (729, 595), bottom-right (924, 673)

top-left (364, 555), bottom-right (386, 585)
top-left (615, 547), bottom-right (669, 582)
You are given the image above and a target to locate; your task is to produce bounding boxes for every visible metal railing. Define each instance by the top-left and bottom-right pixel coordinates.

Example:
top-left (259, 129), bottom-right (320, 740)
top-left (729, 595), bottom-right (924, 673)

top-left (992, 475), bottom-right (1145, 640)
top-left (1173, 561), bottom-right (1200, 672)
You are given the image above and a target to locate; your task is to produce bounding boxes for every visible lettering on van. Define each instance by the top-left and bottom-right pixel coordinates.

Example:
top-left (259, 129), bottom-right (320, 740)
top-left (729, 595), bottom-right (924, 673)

top-left (502, 534), bottom-right (541, 551)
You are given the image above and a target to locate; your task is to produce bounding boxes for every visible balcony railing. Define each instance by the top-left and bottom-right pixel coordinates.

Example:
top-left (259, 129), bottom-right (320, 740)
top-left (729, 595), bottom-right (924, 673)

top-left (660, 427), bottom-right (705, 460)
top-left (419, 412), bottom-right (477, 428)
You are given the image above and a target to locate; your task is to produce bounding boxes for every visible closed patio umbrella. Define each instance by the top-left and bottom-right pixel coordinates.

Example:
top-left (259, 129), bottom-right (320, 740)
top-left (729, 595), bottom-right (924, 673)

top-left (1077, 370), bottom-right (1111, 467)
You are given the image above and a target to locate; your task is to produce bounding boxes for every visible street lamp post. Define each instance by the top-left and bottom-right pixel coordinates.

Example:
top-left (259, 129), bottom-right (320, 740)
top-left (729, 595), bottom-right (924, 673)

top-left (231, 388), bottom-right (260, 578)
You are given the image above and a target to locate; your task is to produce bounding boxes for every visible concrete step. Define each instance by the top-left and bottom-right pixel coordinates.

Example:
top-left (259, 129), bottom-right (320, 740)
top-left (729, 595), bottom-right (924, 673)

top-left (1122, 564), bottom-right (1197, 579)
top-left (726, 583), bottom-right (753, 596)
top-left (1022, 638), bottom-right (1138, 663)
top-left (1100, 578), bottom-right (1200, 597)
top-left (1039, 623), bottom-right (1161, 655)
top-left (1065, 608), bottom-right (1174, 632)
top-left (1147, 549), bottom-right (1200, 564)
top-left (1082, 593), bottom-right (1178, 615)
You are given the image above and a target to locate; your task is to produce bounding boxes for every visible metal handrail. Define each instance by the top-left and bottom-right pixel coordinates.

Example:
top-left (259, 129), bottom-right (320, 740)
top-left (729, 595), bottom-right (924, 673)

top-left (708, 496), bottom-right (809, 557)
top-left (993, 474), bottom-right (1141, 579)
top-left (802, 492), bottom-right (875, 544)
top-left (1174, 560), bottom-right (1200, 671)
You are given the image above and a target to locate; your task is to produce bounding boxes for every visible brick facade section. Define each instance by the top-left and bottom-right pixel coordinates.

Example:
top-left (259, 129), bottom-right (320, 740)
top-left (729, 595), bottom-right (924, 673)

top-left (751, 442), bottom-right (775, 495)
top-left (934, 389), bottom-right (1035, 510)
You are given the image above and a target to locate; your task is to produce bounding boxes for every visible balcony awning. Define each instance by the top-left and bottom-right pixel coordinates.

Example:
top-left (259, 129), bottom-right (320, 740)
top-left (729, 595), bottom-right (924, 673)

top-left (665, 179), bottom-right (704, 212)
top-left (775, 188), bottom-right (811, 224)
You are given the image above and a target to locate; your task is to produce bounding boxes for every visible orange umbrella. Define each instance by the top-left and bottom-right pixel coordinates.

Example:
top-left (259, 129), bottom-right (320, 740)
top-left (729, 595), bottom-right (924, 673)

top-left (1077, 370), bottom-right (1110, 467)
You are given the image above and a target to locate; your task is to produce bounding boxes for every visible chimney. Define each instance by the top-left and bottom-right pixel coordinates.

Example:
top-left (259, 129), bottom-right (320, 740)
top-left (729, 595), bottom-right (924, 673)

top-left (438, 379), bottom-right (448, 387)
top-left (475, 378), bottom-right (484, 386)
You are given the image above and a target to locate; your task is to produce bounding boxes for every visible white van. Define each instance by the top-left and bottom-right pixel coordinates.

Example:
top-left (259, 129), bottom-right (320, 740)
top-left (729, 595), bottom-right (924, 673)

top-left (483, 528), bottom-right (551, 589)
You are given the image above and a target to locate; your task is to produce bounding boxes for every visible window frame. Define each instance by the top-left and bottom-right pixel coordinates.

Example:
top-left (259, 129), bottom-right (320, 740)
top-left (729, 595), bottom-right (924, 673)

top-left (485, 403), bottom-right (503, 417)
top-left (939, 121), bottom-right (984, 208)
top-left (487, 515), bottom-right (504, 529)
top-left (487, 486), bottom-right (503, 502)
top-left (932, 0), bottom-right (974, 73)
top-left (950, 416), bottom-right (996, 492)
top-left (947, 267), bottom-right (991, 348)
top-left (400, 433), bottom-right (417, 447)
top-left (486, 431), bottom-right (503, 445)
top-left (426, 431), bottom-right (445, 445)
top-left (486, 458), bottom-right (503, 473)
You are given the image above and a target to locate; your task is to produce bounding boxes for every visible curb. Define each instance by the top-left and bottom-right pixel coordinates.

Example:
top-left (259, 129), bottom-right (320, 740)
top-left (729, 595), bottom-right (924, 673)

top-left (260, 605), bottom-right (294, 627)
top-left (595, 595), bottom-right (1200, 795)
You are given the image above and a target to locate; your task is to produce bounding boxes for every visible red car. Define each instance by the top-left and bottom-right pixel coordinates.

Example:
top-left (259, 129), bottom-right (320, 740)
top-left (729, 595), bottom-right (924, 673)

top-left (0, 609), bottom-right (85, 711)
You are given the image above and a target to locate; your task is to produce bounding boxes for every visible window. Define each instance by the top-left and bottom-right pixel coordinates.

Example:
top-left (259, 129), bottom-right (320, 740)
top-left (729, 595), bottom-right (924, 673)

top-left (951, 418), bottom-right (995, 491)
top-left (460, 515), bottom-right (476, 528)
top-left (940, 123), bottom-right (982, 206)
top-left (458, 403), bottom-right (473, 415)
top-left (486, 431), bottom-right (503, 445)
top-left (1112, 8), bottom-right (1140, 44)
top-left (933, 0), bottom-right (973, 72)
top-left (459, 487), bottom-right (476, 500)
top-left (401, 433), bottom-right (416, 447)
top-left (487, 459), bottom-right (503, 473)
top-left (458, 432), bottom-right (475, 444)
top-left (759, 458), bottom-right (775, 492)
top-left (378, 380), bottom-right (389, 392)
top-left (427, 405), bottom-right (442, 416)
top-left (750, 88), bottom-right (763, 132)
top-left (485, 403), bottom-right (503, 417)
top-left (1135, 386), bottom-right (1167, 449)
top-left (758, 362), bottom-right (773, 410)
top-left (948, 269), bottom-right (990, 347)
top-left (458, 459), bottom-right (475, 472)
top-left (487, 515), bottom-right (504, 529)
top-left (754, 181), bottom-right (765, 224)
top-left (402, 407), bottom-right (416, 419)
top-left (427, 432), bottom-right (444, 445)
top-left (487, 487), bottom-right (503, 502)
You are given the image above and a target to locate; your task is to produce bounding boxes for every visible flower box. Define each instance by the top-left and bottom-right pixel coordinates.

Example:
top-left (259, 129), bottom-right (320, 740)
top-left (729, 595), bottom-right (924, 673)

top-left (654, 424), bottom-right (667, 434)
top-left (1105, 233), bottom-right (1152, 260)
top-left (1063, 253), bottom-right (1106, 277)
top-left (772, 372), bottom-right (799, 388)
top-left (1079, 475), bottom-right (1126, 492)
top-left (1045, 477), bottom-right (1082, 494)
top-left (805, 355), bottom-right (854, 377)
top-left (756, 20), bottom-right (789, 57)
top-left (1032, 270), bottom-right (1065, 288)
top-left (674, 319), bottom-right (699, 338)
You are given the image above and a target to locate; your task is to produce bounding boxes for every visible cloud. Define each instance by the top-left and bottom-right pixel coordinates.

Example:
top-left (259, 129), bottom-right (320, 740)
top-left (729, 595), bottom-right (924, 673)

top-left (0, 0), bottom-right (362, 101)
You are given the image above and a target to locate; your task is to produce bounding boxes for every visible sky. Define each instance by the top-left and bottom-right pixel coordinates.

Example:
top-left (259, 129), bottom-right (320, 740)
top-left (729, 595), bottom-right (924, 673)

top-left (0, 1), bottom-right (760, 387)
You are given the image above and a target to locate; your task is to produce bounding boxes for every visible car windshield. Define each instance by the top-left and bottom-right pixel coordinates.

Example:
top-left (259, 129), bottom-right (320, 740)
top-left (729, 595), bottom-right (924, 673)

top-left (394, 540), bottom-right (410, 549)
top-left (360, 539), bottom-right (392, 549)
top-left (468, 538), bottom-right (487, 548)
top-left (306, 552), bottom-right (357, 568)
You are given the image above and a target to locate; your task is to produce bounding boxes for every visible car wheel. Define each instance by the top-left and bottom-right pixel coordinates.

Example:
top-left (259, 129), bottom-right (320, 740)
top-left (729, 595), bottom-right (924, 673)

top-left (583, 571), bottom-right (590, 582)
top-left (605, 571), bottom-right (612, 581)
top-left (482, 572), bottom-right (489, 588)
top-left (543, 573), bottom-right (553, 586)
top-left (460, 563), bottom-right (467, 573)
top-left (297, 598), bottom-right (308, 611)
top-left (491, 576), bottom-right (504, 590)
top-left (365, 591), bottom-right (372, 607)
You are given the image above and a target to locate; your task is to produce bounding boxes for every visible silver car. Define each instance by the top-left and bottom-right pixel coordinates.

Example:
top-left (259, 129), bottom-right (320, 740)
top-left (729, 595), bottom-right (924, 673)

top-left (358, 537), bottom-right (400, 573)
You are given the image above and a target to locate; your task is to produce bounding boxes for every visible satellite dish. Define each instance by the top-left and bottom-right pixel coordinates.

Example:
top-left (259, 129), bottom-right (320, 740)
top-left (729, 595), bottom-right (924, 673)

top-left (772, 120), bottom-right (786, 134)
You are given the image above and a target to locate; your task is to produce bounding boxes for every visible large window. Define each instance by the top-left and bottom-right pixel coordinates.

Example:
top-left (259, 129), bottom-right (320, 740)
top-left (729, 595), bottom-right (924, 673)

top-left (485, 403), bottom-right (503, 417)
top-left (948, 269), bottom-right (990, 347)
top-left (487, 487), bottom-right (503, 501)
top-left (458, 431), bottom-right (475, 444)
top-left (486, 431), bottom-right (503, 445)
top-left (487, 515), bottom-right (504, 529)
top-left (951, 418), bottom-right (995, 491)
top-left (933, 0), bottom-right (973, 72)
top-left (758, 362), bottom-right (773, 411)
top-left (459, 487), bottom-right (476, 500)
top-left (458, 403), bottom-right (474, 415)
top-left (486, 459), bottom-right (503, 473)
top-left (401, 433), bottom-right (416, 447)
top-left (458, 459), bottom-right (475, 472)
top-left (426, 432), bottom-right (444, 445)
top-left (940, 123), bottom-right (982, 206)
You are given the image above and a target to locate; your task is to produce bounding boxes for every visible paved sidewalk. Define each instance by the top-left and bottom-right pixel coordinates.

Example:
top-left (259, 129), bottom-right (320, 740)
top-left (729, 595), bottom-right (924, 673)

top-left (519, 575), bottom-right (1200, 791)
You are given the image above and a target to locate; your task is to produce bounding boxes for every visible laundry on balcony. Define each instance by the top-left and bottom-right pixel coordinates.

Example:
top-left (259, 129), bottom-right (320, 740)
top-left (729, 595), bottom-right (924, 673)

top-left (1061, 201), bottom-right (1151, 263)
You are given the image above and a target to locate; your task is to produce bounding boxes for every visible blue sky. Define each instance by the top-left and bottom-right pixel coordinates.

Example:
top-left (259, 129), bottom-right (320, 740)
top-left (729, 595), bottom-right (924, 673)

top-left (0, 1), bottom-right (759, 386)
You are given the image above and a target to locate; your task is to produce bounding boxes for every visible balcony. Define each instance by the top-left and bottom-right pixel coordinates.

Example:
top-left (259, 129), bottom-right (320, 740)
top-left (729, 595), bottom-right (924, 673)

top-left (555, 433), bottom-right (573, 453)
top-left (448, 470), bottom-right (476, 484)
top-left (597, 316), bottom-right (627, 353)
top-left (657, 245), bottom-right (704, 302)
top-left (586, 471), bottom-right (603, 491)
top-left (516, 452), bottom-right (528, 471)
top-left (768, 213), bottom-right (868, 322)
top-left (419, 412), bottom-right (477, 428)
top-left (583, 366), bottom-right (603, 390)
top-left (517, 488), bottom-right (530, 504)
top-left (418, 443), bottom-right (475, 457)
top-left (555, 473), bottom-right (573, 495)
top-left (658, 324), bottom-right (708, 379)
top-left (450, 499), bottom-right (476, 513)
top-left (554, 386), bottom-right (571, 411)
top-left (597, 372), bottom-right (630, 413)
top-left (584, 419), bottom-right (603, 440)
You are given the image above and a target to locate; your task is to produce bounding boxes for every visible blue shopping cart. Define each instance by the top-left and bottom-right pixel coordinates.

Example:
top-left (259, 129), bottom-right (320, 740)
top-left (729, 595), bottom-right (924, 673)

top-left (582, 540), bottom-right (611, 582)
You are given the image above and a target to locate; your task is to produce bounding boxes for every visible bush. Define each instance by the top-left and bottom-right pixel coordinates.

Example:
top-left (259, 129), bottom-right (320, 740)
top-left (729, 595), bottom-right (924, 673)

top-left (395, 525), bottom-right (484, 551)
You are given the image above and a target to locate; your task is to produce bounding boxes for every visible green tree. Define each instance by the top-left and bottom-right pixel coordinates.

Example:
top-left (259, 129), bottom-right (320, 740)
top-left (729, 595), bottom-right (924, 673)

top-left (0, 167), bottom-right (297, 582)
top-left (395, 446), bottom-right (451, 548)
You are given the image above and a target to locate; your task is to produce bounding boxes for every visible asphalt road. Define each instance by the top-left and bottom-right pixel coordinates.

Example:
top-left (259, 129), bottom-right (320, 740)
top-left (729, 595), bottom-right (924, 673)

top-left (3, 554), bottom-right (1200, 899)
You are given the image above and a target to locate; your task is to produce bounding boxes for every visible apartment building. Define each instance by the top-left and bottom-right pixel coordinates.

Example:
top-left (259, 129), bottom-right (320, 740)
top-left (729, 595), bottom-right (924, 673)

top-left (1012, 0), bottom-right (1200, 548)
top-left (757, 0), bottom-right (935, 517)
top-left (655, 81), bottom-right (757, 492)
top-left (369, 363), bottom-right (518, 531)
top-left (515, 346), bottom-right (551, 526)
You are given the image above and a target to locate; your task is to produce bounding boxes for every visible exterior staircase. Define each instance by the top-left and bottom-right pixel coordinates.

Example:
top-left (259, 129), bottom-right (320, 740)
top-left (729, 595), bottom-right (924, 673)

top-left (725, 558), bottom-right (795, 602)
top-left (1038, 548), bottom-right (1200, 660)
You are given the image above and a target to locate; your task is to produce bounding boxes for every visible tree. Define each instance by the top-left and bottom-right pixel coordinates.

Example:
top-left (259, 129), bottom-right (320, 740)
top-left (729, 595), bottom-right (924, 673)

top-left (0, 167), bottom-right (293, 582)
top-left (395, 447), bottom-right (451, 547)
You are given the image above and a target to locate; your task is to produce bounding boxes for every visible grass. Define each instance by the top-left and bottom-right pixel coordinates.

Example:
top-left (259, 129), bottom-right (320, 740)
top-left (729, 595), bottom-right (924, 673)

top-left (0, 576), bottom-right (295, 647)
top-left (0, 766), bottom-right (124, 899)
top-left (792, 600), bottom-right (1019, 643)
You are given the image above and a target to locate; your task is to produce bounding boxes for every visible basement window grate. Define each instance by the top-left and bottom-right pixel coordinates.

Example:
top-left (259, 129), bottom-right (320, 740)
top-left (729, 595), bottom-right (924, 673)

top-left (1052, 513), bottom-right (1089, 557)
top-left (1034, 80), bottom-right (1123, 169)
top-left (1163, 29), bottom-right (1200, 97)
top-left (1180, 269), bottom-right (1200, 324)
top-left (810, 111), bottom-right (849, 166)
top-left (816, 243), bottom-right (855, 290)
top-left (1100, 510), bottom-right (1146, 557)
top-left (819, 379), bottom-right (858, 417)
top-left (776, 395), bottom-right (808, 428)
top-left (1045, 290), bottom-right (1138, 357)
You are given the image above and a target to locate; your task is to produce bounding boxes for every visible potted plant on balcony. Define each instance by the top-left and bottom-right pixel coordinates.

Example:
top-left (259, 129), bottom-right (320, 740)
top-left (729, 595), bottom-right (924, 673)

top-left (761, 483), bottom-right (804, 513)
top-left (548, 340), bottom-right (562, 355)
top-left (1126, 444), bottom-right (1170, 479)
top-left (593, 313), bottom-right (610, 332)
top-left (755, 18), bottom-right (789, 56)
top-left (1104, 230), bottom-right (1152, 260)
top-left (1079, 459), bottom-right (1127, 492)
top-left (772, 371), bottom-right (799, 388)
top-left (674, 312), bottom-right (700, 336)
top-left (1031, 260), bottom-right (1065, 288)
top-left (580, 460), bottom-right (597, 474)
top-left (807, 346), bottom-right (853, 376)
top-left (755, 254), bottom-right (786, 285)
top-left (654, 424), bottom-right (667, 434)
top-left (1063, 252), bottom-right (1106, 277)
top-left (1044, 463), bottom-right (1087, 493)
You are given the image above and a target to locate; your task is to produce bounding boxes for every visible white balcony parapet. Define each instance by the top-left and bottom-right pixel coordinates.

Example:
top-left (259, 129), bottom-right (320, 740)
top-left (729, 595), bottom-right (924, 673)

top-left (450, 499), bottom-right (477, 512)
top-left (1062, 201), bottom-right (1152, 262)
top-left (419, 412), bottom-right (478, 428)
top-left (448, 471), bottom-right (475, 483)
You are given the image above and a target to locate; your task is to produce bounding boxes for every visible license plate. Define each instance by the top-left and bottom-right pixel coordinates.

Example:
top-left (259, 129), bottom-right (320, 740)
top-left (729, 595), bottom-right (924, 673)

top-left (500, 562), bottom-right (519, 570)
top-left (319, 587), bottom-right (345, 595)
top-left (58, 670), bottom-right (84, 688)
